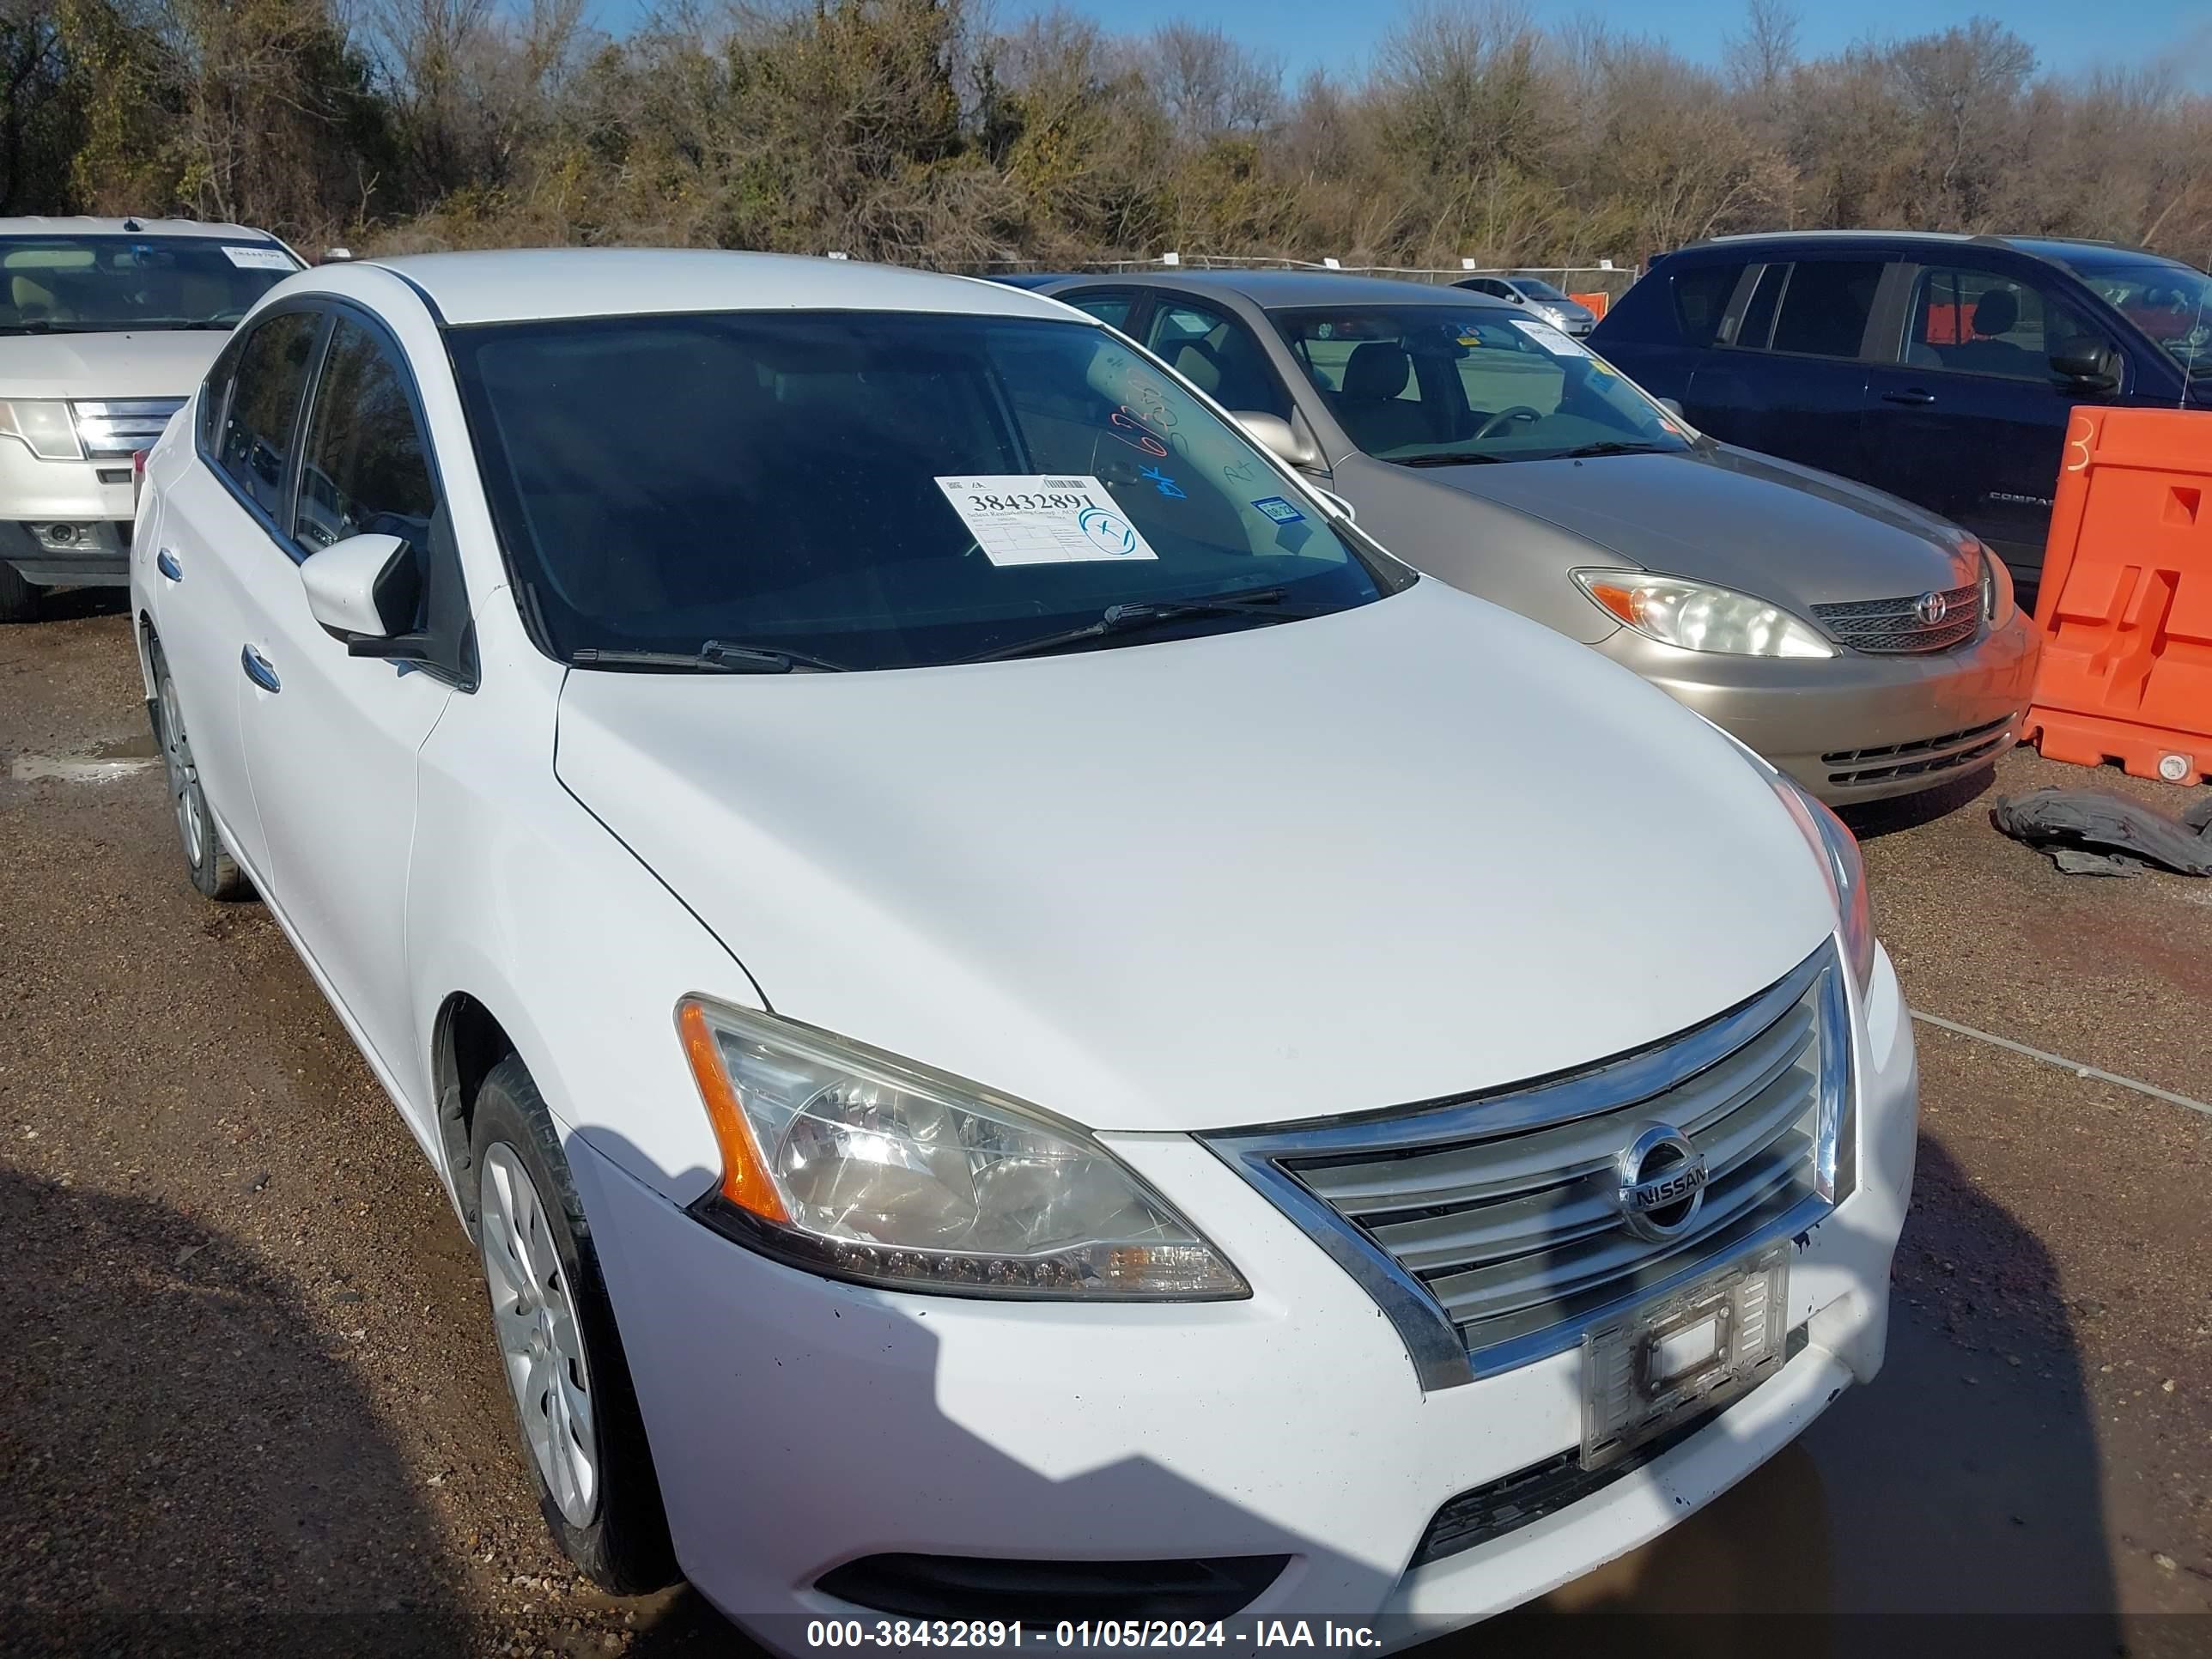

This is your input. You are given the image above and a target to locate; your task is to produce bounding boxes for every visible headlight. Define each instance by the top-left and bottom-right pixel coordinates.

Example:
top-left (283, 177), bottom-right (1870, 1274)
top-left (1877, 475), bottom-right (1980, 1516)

top-left (675, 998), bottom-right (1247, 1300)
top-left (1978, 542), bottom-right (2016, 627)
top-left (1573, 569), bottom-right (1835, 659)
top-left (0, 399), bottom-right (83, 460)
top-left (1768, 775), bottom-right (1877, 994)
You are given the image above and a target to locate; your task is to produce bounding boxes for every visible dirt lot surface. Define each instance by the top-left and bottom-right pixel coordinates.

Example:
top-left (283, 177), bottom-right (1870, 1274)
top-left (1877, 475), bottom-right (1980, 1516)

top-left (6, 598), bottom-right (2212, 1657)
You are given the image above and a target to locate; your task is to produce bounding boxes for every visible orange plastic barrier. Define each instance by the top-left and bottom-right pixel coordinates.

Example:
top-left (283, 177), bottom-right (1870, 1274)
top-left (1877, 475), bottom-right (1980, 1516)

top-left (1569, 291), bottom-right (1609, 320)
top-left (2022, 405), bottom-right (2212, 787)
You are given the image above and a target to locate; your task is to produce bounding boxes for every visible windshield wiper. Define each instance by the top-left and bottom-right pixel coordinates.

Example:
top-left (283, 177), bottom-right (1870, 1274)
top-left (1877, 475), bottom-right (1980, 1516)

top-left (1395, 452), bottom-right (1509, 467)
top-left (961, 588), bottom-right (1323, 664)
top-left (1553, 441), bottom-right (1674, 459)
top-left (569, 639), bottom-right (851, 674)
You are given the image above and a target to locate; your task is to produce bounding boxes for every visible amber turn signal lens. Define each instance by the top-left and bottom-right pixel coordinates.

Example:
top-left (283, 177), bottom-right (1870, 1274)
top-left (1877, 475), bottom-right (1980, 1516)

top-left (1583, 581), bottom-right (1640, 627)
top-left (678, 1000), bottom-right (789, 1223)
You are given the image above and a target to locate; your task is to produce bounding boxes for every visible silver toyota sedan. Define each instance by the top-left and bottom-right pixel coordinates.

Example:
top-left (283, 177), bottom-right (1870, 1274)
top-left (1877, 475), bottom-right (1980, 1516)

top-left (1037, 270), bottom-right (2039, 805)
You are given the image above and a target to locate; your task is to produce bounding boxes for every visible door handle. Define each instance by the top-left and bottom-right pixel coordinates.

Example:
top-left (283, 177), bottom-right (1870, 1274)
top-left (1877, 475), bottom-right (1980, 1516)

top-left (1881, 388), bottom-right (1936, 405)
top-left (240, 644), bottom-right (281, 693)
top-left (155, 549), bottom-right (183, 582)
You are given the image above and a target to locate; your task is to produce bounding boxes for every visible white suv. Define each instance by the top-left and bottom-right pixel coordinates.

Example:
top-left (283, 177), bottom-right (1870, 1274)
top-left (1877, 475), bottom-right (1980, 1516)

top-left (131, 249), bottom-right (1917, 1648)
top-left (0, 216), bottom-right (300, 621)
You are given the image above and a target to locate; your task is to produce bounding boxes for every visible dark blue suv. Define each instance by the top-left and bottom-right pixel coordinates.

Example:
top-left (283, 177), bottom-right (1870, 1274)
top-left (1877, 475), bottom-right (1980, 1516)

top-left (1590, 232), bottom-right (2212, 605)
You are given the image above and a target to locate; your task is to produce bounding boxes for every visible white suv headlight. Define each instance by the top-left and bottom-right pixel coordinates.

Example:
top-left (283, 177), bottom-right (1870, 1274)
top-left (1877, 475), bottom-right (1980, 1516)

top-left (0, 400), bottom-right (84, 460)
top-left (676, 998), bottom-right (1247, 1300)
top-left (1574, 569), bottom-right (1836, 659)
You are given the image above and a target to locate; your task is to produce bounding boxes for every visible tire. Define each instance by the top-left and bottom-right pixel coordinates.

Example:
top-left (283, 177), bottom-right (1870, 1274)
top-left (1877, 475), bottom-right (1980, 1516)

top-left (0, 560), bottom-right (40, 623)
top-left (147, 636), bottom-right (248, 900)
top-left (470, 1055), bottom-right (678, 1595)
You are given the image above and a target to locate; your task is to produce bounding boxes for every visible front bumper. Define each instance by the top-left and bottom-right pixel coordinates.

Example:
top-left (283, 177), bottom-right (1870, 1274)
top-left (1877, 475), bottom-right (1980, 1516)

top-left (1596, 615), bottom-right (2040, 805)
top-left (0, 443), bottom-right (137, 587)
top-left (569, 949), bottom-right (1917, 1651)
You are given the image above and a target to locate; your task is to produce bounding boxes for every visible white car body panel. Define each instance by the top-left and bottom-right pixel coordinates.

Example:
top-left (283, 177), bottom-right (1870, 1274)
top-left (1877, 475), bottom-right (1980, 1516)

top-left (128, 248), bottom-right (1917, 1648)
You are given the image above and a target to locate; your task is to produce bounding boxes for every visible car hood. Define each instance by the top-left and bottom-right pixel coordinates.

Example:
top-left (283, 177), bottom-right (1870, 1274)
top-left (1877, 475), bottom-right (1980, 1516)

top-left (0, 329), bottom-right (227, 400)
top-left (1424, 443), bottom-right (1979, 605)
top-left (554, 582), bottom-right (1836, 1133)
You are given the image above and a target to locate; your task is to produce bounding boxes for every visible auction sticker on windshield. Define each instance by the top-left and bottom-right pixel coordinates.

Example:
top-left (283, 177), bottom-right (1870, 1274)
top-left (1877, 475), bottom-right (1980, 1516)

top-left (936, 476), bottom-right (1159, 566)
top-left (222, 246), bottom-right (296, 270)
top-left (1510, 320), bottom-right (1593, 358)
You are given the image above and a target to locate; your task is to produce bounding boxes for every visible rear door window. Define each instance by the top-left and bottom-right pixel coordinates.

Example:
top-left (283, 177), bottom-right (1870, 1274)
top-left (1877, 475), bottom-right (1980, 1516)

top-left (1767, 260), bottom-right (1885, 359)
top-left (1060, 289), bottom-right (1138, 330)
top-left (1727, 264), bottom-right (1789, 350)
top-left (214, 309), bottom-right (321, 524)
top-left (1672, 261), bottom-right (1747, 347)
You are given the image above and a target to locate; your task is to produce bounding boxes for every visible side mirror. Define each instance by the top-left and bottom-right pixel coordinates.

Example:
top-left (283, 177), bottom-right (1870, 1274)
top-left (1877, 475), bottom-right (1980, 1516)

top-left (1233, 410), bottom-right (1320, 470)
top-left (2050, 339), bottom-right (2120, 392)
top-left (300, 532), bottom-right (416, 648)
top-left (1657, 397), bottom-right (1686, 419)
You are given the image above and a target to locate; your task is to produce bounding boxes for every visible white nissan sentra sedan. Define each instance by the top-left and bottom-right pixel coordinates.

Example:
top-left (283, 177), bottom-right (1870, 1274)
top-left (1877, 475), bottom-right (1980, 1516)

top-left (130, 250), bottom-right (1916, 1644)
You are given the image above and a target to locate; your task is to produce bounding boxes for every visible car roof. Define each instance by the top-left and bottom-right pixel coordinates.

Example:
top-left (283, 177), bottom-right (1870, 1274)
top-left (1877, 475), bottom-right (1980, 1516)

top-left (365, 249), bottom-right (1076, 327)
top-left (0, 216), bottom-right (284, 241)
top-left (1675, 228), bottom-right (2148, 265)
top-left (1050, 268), bottom-right (1517, 311)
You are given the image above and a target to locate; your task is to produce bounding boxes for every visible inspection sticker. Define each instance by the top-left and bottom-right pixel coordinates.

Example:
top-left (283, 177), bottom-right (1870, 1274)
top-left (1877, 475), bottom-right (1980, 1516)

top-left (222, 246), bottom-right (296, 270)
top-left (935, 476), bottom-right (1158, 566)
top-left (1250, 495), bottom-right (1306, 524)
top-left (1510, 319), bottom-right (1593, 357)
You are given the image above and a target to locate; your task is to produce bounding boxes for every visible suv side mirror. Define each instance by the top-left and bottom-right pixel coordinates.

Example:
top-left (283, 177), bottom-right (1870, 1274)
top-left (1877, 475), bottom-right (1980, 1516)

top-left (301, 532), bottom-right (416, 647)
top-left (1234, 410), bottom-right (1320, 470)
top-left (2050, 338), bottom-right (2120, 392)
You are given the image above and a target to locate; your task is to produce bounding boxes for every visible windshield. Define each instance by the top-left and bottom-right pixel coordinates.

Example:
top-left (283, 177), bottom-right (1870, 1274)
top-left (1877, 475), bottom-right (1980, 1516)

top-left (1512, 279), bottom-right (1571, 302)
top-left (0, 235), bottom-right (299, 334)
top-left (2057, 257), bottom-right (2211, 369)
top-left (1271, 306), bottom-right (1694, 465)
top-left (450, 311), bottom-right (1399, 670)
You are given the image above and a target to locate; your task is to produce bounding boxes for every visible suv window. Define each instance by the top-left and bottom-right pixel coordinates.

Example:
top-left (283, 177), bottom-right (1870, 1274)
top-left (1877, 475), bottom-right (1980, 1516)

top-left (292, 318), bottom-right (438, 555)
top-left (215, 310), bottom-right (320, 520)
top-left (1672, 261), bottom-right (1747, 348)
top-left (1144, 299), bottom-right (1291, 418)
top-left (1062, 291), bottom-right (1137, 329)
top-left (1903, 266), bottom-right (2104, 382)
top-left (1767, 260), bottom-right (1884, 358)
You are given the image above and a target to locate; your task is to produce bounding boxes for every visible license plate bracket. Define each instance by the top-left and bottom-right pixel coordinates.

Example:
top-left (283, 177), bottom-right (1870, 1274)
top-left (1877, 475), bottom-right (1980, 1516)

top-left (1579, 1242), bottom-right (1791, 1469)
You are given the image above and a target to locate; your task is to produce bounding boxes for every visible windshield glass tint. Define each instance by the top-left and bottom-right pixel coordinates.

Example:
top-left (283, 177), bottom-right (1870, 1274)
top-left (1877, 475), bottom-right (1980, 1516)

top-left (1514, 279), bottom-right (1571, 302)
top-left (0, 236), bottom-right (297, 334)
top-left (1273, 306), bottom-right (1693, 464)
top-left (2061, 259), bottom-right (2211, 369)
top-left (450, 311), bottom-right (1391, 669)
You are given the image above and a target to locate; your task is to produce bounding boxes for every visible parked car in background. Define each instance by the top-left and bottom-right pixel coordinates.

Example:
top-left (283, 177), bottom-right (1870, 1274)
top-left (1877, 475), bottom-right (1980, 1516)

top-left (1589, 231), bottom-right (2212, 607)
top-left (134, 248), bottom-right (1916, 1646)
top-left (1454, 273), bottom-right (1599, 336)
top-left (0, 217), bottom-right (302, 622)
top-left (1042, 270), bottom-right (2038, 804)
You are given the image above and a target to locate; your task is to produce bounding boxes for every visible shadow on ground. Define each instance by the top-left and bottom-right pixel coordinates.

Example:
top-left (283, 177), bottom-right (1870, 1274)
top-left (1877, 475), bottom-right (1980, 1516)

top-left (0, 1168), bottom-right (477, 1656)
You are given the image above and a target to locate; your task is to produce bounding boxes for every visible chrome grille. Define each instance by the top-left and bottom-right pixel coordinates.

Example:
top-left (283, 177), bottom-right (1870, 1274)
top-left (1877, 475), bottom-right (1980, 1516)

top-left (1811, 582), bottom-right (1980, 653)
top-left (1205, 944), bottom-right (1850, 1390)
top-left (70, 398), bottom-right (185, 459)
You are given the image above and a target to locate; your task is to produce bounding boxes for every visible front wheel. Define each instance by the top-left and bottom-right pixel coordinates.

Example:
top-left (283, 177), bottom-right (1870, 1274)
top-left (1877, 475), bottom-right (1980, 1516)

top-left (471, 1055), bottom-right (677, 1595)
top-left (0, 561), bottom-right (40, 623)
top-left (148, 637), bottom-right (247, 899)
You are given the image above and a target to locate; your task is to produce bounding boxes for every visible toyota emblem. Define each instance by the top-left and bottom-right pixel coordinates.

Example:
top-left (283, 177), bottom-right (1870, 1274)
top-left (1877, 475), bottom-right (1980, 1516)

top-left (1914, 590), bottom-right (1949, 626)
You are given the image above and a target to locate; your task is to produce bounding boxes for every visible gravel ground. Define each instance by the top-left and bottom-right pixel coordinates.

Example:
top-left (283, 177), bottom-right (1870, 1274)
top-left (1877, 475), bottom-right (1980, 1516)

top-left (5, 598), bottom-right (2211, 1657)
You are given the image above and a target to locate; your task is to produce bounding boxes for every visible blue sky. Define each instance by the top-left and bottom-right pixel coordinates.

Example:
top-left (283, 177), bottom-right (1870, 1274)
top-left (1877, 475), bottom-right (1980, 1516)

top-left (596, 0), bottom-right (2212, 90)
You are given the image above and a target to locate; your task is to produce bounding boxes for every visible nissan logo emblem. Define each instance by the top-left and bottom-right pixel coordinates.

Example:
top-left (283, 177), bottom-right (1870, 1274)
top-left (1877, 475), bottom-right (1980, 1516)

top-left (1914, 590), bottom-right (1950, 626)
top-left (1615, 1123), bottom-right (1710, 1243)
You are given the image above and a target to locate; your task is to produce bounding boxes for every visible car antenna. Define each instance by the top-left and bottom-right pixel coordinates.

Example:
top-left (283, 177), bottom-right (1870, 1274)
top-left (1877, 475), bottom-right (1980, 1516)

top-left (122, 216), bottom-right (143, 232)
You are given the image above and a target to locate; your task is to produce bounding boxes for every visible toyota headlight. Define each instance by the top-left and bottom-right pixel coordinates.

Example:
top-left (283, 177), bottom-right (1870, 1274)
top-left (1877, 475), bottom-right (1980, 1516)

top-left (675, 998), bottom-right (1247, 1300)
top-left (0, 400), bottom-right (83, 460)
top-left (1574, 569), bottom-right (1835, 659)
